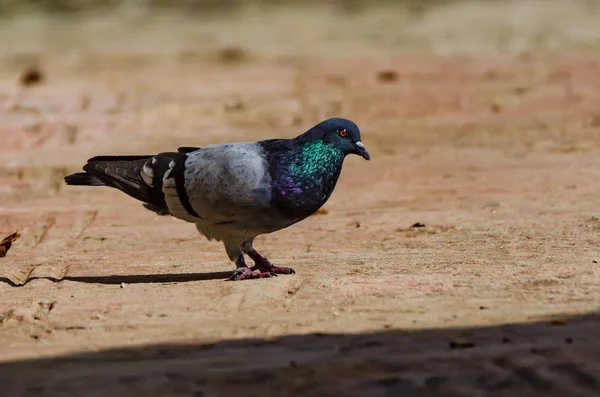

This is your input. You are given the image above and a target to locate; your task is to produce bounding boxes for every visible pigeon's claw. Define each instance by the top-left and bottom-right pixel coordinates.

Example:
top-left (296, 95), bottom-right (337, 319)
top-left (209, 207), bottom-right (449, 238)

top-left (229, 267), bottom-right (276, 281)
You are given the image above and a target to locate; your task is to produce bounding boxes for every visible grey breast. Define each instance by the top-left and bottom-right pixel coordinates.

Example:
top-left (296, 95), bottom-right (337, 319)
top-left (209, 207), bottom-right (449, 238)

top-left (183, 143), bottom-right (272, 224)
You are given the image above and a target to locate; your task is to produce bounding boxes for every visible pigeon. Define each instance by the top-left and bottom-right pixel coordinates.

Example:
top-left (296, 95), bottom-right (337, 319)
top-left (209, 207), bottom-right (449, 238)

top-left (64, 118), bottom-right (370, 280)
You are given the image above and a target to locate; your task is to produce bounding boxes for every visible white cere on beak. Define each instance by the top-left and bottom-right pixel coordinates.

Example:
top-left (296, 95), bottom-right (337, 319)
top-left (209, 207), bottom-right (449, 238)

top-left (355, 141), bottom-right (365, 149)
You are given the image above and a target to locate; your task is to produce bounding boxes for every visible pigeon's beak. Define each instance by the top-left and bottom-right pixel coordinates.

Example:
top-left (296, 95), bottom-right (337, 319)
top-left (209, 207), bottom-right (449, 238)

top-left (353, 141), bottom-right (370, 161)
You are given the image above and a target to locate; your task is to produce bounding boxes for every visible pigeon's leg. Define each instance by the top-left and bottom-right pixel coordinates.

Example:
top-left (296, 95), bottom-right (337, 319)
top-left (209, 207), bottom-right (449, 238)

top-left (241, 240), bottom-right (296, 275)
top-left (226, 245), bottom-right (274, 281)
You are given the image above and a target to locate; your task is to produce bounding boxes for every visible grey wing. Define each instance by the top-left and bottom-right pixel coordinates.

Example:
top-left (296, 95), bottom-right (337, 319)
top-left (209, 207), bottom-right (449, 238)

top-left (183, 143), bottom-right (272, 223)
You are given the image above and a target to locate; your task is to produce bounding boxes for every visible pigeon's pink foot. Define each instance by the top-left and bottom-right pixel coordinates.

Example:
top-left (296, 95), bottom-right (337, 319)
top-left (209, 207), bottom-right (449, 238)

top-left (247, 250), bottom-right (296, 275)
top-left (250, 262), bottom-right (295, 275)
top-left (229, 266), bottom-right (275, 281)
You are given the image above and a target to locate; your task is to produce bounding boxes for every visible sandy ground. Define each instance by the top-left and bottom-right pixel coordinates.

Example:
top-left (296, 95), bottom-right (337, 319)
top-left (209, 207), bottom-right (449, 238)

top-left (1, 3), bottom-right (600, 395)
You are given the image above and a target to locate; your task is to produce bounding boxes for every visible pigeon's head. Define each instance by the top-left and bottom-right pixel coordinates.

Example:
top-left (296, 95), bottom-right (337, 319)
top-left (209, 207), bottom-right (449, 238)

top-left (309, 117), bottom-right (370, 161)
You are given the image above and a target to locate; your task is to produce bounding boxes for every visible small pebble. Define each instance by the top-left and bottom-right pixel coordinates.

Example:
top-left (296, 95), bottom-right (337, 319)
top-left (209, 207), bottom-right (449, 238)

top-left (224, 99), bottom-right (245, 112)
top-left (376, 70), bottom-right (399, 83)
top-left (19, 67), bottom-right (44, 86)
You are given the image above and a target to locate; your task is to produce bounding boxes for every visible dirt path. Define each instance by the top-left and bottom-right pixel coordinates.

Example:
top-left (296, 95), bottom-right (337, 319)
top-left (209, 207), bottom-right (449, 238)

top-left (1, 7), bottom-right (600, 395)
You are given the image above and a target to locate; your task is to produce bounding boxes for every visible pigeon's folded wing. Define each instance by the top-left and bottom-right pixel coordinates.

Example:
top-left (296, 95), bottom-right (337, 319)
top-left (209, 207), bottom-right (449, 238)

top-left (182, 143), bottom-right (273, 224)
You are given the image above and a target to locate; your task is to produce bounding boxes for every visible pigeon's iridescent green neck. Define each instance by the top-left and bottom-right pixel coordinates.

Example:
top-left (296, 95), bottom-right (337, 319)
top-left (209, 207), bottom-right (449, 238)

top-left (270, 139), bottom-right (344, 211)
top-left (290, 140), bottom-right (343, 178)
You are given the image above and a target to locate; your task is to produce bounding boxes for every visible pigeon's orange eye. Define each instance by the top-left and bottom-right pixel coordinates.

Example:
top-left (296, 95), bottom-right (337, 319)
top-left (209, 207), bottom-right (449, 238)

top-left (339, 129), bottom-right (348, 137)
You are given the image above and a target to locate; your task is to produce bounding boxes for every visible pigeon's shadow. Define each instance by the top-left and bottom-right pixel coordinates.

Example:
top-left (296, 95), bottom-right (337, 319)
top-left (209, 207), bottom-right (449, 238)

top-left (0, 271), bottom-right (232, 287)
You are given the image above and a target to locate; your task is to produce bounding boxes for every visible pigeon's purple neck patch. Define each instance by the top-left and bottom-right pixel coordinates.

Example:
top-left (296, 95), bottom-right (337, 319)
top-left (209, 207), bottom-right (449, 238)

top-left (273, 178), bottom-right (303, 197)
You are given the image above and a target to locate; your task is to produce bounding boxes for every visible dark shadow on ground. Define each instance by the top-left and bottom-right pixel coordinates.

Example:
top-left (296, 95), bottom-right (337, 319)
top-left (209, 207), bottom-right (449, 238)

top-left (1, 312), bottom-right (599, 397)
top-left (0, 271), bottom-right (233, 287)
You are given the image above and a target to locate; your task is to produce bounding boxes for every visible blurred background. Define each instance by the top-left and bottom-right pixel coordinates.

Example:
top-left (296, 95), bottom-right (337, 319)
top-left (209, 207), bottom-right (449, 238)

top-left (3, 0), bottom-right (600, 164)
top-left (4, 0), bottom-right (600, 56)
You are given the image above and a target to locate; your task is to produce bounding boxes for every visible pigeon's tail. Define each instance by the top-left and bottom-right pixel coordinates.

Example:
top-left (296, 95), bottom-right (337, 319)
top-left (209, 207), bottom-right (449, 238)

top-left (65, 155), bottom-right (165, 210)
top-left (64, 172), bottom-right (105, 186)
top-left (69, 155), bottom-right (157, 205)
